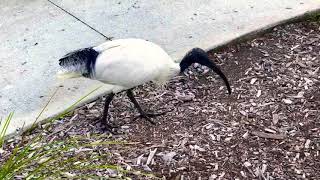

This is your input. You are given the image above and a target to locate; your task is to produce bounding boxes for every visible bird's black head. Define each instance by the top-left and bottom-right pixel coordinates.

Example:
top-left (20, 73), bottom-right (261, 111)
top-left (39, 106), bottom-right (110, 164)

top-left (58, 47), bottom-right (99, 78)
top-left (180, 48), bottom-right (231, 94)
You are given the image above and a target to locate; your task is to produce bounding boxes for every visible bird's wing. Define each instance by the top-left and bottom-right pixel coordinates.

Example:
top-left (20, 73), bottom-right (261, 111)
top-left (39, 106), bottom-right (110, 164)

top-left (93, 39), bottom-right (176, 88)
top-left (94, 39), bottom-right (152, 53)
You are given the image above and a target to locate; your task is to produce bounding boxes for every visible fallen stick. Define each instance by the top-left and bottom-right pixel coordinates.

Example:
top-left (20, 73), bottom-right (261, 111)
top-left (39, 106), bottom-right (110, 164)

top-left (251, 131), bottom-right (286, 140)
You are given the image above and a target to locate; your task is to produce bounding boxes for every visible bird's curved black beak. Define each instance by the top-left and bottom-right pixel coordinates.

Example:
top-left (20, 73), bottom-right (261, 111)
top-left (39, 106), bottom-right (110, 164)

top-left (180, 48), bottom-right (231, 94)
top-left (202, 59), bottom-right (231, 95)
top-left (193, 48), bottom-right (231, 94)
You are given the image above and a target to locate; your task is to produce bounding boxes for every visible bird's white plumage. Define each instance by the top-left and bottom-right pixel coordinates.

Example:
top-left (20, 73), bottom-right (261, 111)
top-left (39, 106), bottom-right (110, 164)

top-left (92, 39), bottom-right (180, 93)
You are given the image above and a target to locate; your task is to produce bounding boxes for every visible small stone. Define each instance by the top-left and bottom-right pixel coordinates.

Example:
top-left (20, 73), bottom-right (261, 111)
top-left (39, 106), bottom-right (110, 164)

top-left (250, 78), bottom-right (257, 84)
top-left (256, 90), bottom-right (262, 97)
top-left (282, 99), bottom-right (293, 104)
top-left (61, 172), bottom-right (76, 178)
top-left (194, 145), bottom-right (205, 152)
top-left (209, 134), bottom-right (216, 141)
top-left (242, 131), bottom-right (249, 139)
top-left (305, 139), bottom-right (311, 149)
top-left (219, 172), bottom-right (226, 178)
top-left (239, 110), bottom-right (247, 116)
top-left (295, 169), bottom-right (302, 174)
top-left (159, 152), bottom-right (177, 164)
top-left (38, 157), bottom-right (50, 164)
top-left (244, 161), bottom-right (251, 167)
top-left (89, 109), bottom-right (99, 115)
top-left (209, 174), bottom-right (217, 180)
top-left (264, 128), bottom-right (276, 134)
top-left (272, 114), bottom-right (279, 125)
top-left (0, 148), bottom-right (4, 154)
top-left (178, 93), bottom-right (195, 102)
top-left (261, 164), bottom-right (267, 174)
top-left (205, 123), bottom-right (214, 129)
top-left (291, 91), bottom-right (304, 98)
top-left (86, 102), bottom-right (96, 109)
top-left (142, 165), bottom-right (152, 171)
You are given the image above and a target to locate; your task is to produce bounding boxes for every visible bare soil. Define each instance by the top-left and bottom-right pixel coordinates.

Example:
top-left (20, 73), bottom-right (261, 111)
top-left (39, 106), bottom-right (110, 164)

top-left (2, 20), bottom-right (320, 179)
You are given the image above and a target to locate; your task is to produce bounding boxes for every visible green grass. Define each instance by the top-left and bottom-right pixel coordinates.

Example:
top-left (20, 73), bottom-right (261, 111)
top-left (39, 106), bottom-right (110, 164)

top-left (0, 87), bottom-right (157, 179)
top-left (0, 112), bottom-right (14, 148)
top-left (306, 11), bottom-right (320, 22)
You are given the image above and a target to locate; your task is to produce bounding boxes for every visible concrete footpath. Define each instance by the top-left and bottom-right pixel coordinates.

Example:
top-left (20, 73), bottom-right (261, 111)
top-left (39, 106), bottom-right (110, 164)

top-left (0, 0), bottom-right (319, 135)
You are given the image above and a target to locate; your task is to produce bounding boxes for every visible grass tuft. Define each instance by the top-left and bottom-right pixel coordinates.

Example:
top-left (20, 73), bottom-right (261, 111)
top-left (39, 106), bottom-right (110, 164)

top-left (0, 87), bottom-right (156, 179)
top-left (0, 112), bottom-right (14, 148)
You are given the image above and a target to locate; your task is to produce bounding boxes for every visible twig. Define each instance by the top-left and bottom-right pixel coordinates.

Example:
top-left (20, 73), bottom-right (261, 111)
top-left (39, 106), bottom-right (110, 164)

top-left (251, 131), bottom-right (286, 140)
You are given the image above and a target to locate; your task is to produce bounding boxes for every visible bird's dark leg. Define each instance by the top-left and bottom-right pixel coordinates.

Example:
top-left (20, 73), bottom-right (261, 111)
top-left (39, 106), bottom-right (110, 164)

top-left (126, 89), bottom-right (165, 124)
top-left (101, 93), bottom-right (115, 132)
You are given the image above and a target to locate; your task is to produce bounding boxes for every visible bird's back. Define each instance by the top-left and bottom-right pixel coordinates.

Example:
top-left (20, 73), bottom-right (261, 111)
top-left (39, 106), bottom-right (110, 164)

top-left (93, 39), bottom-right (180, 89)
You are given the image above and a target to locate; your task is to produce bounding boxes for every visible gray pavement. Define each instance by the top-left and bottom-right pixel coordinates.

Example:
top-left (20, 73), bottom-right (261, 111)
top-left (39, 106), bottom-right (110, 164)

top-left (1, 0), bottom-right (319, 135)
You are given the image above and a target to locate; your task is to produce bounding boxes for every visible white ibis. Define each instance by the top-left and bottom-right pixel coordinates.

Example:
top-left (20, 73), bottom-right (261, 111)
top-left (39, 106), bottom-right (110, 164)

top-left (58, 38), bottom-right (231, 132)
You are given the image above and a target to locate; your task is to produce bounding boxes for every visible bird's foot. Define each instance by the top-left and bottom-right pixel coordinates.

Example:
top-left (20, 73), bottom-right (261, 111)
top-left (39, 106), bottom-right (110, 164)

top-left (95, 117), bottom-right (120, 134)
top-left (133, 111), bottom-right (167, 124)
top-left (101, 126), bottom-right (117, 135)
top-left (101, 123), bottom-right (118, 133)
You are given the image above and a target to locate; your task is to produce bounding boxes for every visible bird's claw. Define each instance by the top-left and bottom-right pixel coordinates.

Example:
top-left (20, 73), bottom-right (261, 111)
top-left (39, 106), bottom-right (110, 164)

top-left (133, 111), bottom-right (167, 124)
top-left (95, 116), bottom-right (120, 134)
top-left (101, 123), bottom-right (122, 134)
top-left (140, 114), bottom-right (156, 124)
